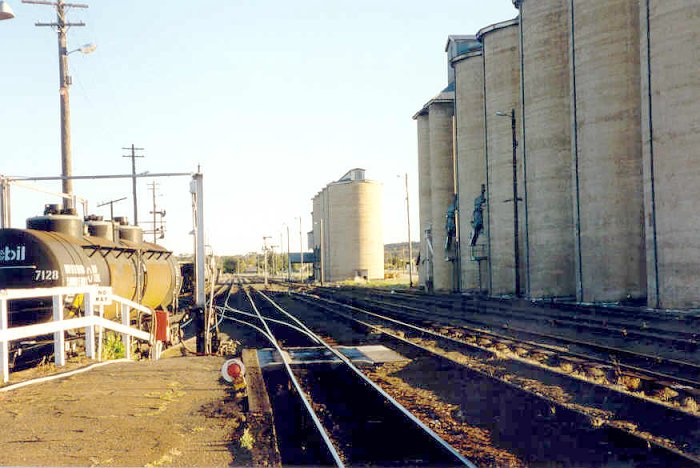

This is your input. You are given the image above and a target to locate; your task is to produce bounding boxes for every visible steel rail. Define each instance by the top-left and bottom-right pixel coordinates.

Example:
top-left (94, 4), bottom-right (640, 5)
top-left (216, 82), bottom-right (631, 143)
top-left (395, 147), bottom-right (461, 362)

top-left (217, 304), bottom-right (321, 344)
top-left (255, 289), bottom-right (475, 467)
top-left (341, 293), bottom-right (700, 388)
top-left (241, 287), bottom-right (344, 467)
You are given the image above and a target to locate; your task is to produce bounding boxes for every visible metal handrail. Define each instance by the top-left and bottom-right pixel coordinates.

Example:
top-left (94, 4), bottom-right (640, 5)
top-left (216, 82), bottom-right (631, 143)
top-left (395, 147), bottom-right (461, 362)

top-left (0, 285), bottom-right (156, 383)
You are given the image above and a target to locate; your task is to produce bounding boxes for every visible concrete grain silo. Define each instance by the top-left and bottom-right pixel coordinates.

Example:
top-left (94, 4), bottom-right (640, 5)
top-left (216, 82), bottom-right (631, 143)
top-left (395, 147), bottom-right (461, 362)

top-left (478, 19), bottom-right (525, 297)
top-left (415, 111), bottom-right (432, 289)
top-left (569, 0), bottom-right (646, 303)
top-left (640, 1), bottom-right (700, 308)
top-left (453, 49), bottom-right (487, 293)
top-left (310, 169), bottom-right (384, 283)
top-left (428, 97), bottom-right (457, 292)
top-left (517, 0), bottom-right (575, 299)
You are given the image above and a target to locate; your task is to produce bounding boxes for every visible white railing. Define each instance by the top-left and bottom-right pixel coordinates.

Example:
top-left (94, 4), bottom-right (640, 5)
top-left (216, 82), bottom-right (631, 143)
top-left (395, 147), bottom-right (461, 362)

top-left (0, 286), bottom-right (157, 383)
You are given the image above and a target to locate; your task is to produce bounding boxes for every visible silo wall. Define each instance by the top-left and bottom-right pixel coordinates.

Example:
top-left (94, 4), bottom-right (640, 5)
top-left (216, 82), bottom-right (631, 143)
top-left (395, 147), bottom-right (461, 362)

top-left (479, 20), bottom-right (525, 296)
top-left (640, 1), bottom-right (700, 308)
top-left (569, 0), bottom-right (646, 303)
top-left (428, 100), bottom-right (456, 292)
top-left (519, 0), bottom-right (576, 298)
top-left (453, 51), bottom-right (488, 292)
top-left (416, 113), bottom-right (432, 288)
top-left (326, 181), bottom-right (384, 282)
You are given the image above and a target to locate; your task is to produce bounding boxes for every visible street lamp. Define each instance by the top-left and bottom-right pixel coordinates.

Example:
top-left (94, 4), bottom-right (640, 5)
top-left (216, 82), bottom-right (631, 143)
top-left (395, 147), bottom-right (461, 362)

top-left (401, 173), bottom-right (414, 288)
top-left (0, 1), bottom-right (15, 20)
top-left (68, 42), bottom-right (97, 55)
top-left (496, 108), bottom-right (521, 297)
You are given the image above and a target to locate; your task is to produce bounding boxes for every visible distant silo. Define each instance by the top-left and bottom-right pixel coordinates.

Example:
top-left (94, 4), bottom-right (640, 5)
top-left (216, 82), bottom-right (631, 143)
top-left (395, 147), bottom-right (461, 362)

top-left (453, 50), bottom-right (487, 292)
top-left (416, 112), bottom-right (432, 289)
top-left (478, 19), bottom-right (524, 297)
top-left (640, 1), bottom-right (700, 308)
top-left (311, 169), bottom-right (384, 283)
top-left (428, 97), bottom-right (457, 292)
top-left (569, 0), bottom-right (646, 303)
top-left (518, 0), bottom-right (575, 299)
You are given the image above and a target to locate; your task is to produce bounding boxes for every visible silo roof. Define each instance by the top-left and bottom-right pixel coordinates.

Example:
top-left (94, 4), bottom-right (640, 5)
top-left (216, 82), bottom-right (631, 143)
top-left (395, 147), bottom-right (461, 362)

top-left (476, 17), bottom-right (519, 42)
top-left (412, 82), bottom-right (455, 120)
top-left (451, 49), bottom-right (484, 66)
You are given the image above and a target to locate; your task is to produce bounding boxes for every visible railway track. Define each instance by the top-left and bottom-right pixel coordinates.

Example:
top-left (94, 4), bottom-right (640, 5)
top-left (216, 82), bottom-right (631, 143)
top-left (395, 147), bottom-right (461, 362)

top-left (218, 285), bottom-right (472, 466)
top-left (324, 287), bottom-right (700, 390)
top-left (358, 287), bottom-right (700, 356)
top-left (271, 289), bottom-right (700, 465)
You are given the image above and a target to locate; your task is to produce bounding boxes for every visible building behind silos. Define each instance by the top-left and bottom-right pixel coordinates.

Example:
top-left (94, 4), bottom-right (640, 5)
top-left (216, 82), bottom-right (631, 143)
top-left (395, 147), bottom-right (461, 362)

top-left (310, 169), bottom-right (384, 283)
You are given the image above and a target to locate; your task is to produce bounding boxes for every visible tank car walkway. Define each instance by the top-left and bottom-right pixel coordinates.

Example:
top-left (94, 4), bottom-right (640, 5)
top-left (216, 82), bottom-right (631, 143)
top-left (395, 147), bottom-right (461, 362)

top-left (0, 353), bottom-right (270, 466)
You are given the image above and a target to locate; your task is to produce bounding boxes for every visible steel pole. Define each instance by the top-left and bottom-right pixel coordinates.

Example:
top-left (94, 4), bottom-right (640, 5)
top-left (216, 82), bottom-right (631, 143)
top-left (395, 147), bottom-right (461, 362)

top-left (511, 109), bottom-right (521, 297)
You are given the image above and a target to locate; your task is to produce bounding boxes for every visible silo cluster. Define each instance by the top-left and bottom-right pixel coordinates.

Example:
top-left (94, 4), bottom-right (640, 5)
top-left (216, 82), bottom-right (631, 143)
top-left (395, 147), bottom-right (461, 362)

top-left (414, 0), bottom-right (700, 309)
top-left (310, 169), bottom-right (384, 283)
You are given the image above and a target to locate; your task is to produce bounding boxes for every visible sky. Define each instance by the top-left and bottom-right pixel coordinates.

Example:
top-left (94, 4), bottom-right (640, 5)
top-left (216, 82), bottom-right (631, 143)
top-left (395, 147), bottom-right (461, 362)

top-left (0, 0), bottom-right (517, 256)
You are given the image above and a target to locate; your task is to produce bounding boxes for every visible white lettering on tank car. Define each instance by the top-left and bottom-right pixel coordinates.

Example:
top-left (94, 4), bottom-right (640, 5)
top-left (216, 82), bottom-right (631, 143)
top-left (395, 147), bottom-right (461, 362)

top-left (0, 245), bottom-right (26, 262)
top-left (34, 270), bottom-right (59, 281)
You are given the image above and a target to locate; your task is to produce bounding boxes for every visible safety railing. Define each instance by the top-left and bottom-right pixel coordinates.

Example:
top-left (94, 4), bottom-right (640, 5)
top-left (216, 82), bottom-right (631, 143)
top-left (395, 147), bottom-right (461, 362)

top-left (0, 285), bottom-right (156, 383)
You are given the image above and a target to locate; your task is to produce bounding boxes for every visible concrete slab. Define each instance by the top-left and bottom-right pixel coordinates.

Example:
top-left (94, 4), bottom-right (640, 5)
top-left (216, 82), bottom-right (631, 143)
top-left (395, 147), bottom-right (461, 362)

top-left (257, 345), bottom-right (409, 368)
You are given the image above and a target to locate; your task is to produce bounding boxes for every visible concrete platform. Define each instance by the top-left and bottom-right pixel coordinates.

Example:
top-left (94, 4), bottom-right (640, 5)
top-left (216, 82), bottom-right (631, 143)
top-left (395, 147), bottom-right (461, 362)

top-left (0, 355), bottom-right (278, 467)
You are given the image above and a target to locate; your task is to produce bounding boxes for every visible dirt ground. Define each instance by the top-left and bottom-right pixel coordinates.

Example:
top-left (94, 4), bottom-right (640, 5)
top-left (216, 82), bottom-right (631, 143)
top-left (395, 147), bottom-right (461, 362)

top-left (0, 353), bottom-right (262, 467)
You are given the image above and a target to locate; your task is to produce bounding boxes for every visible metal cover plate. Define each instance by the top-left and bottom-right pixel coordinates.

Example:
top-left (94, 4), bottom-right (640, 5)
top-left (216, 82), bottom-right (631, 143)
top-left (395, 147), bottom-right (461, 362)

top-left (257, 345), bottom-right (408, 368)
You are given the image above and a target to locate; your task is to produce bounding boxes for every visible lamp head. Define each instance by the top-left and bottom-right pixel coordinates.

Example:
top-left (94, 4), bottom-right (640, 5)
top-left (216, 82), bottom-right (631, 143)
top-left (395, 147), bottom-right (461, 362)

top-left (79, 43), bottom-right (97, 54)
top-left (0, 1), bottom-right (15, 20)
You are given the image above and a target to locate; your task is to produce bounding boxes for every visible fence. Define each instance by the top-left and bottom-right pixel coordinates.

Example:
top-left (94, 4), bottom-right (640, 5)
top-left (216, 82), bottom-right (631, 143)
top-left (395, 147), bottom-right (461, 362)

top-left (0, 286), bottom-right (157, 383)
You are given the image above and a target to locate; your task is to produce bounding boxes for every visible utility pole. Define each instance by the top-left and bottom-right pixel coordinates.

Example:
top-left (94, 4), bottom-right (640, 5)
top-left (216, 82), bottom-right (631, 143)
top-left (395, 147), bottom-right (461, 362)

top-left (25, 0), bottom-right (89, 211)
top-left (97, 196), bottom-right (126, 221)
top-left (122, 144), bottom-right (144, 224)
top-left (297, 216), bottom-right (304, 282)
top-left (262, 236), bottom-right (271, 288)
top-left (404, 173), bottom-right (414, 288)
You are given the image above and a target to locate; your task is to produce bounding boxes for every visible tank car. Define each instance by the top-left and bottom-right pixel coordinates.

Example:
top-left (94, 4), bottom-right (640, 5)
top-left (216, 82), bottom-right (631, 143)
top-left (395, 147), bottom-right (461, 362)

top-left (0, 205), bottom-right (181, 327)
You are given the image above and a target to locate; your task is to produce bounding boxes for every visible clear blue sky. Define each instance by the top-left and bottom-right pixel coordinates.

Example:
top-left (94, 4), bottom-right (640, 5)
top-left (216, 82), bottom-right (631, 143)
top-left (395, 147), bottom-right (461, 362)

top-left (0, 0), bottom-right (516, 255)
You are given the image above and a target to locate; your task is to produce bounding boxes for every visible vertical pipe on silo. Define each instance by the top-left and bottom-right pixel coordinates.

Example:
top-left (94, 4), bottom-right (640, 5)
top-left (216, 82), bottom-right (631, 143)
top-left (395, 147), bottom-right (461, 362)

top-left (640, 0), bottom-right (660, 308)
top-left (482, 51), bottom-right (493, 295)
top-left (568, 0), bottom-right (584, 301)
top-left (516, 3), bottom-right (531, 297)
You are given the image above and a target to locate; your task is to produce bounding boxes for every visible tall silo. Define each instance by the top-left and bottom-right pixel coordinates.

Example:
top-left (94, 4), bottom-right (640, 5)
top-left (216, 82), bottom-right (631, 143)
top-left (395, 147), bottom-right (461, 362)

top-left (428, 97), bottom-right (457, 292)
top-left (416, 111), bottom-right (432, 289)
top-left (453, 50), bottom-right (487, 292)
top-left (518, 0), bottom-right (575, 299)
top-left (569, 0), bottom-right (646, 303)
top-left (640, 1), bottom-right (700, 308)
top-left (312, 169), bottom-right (384, 283)
top-left (478, 19), bottom-right (525, 297)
